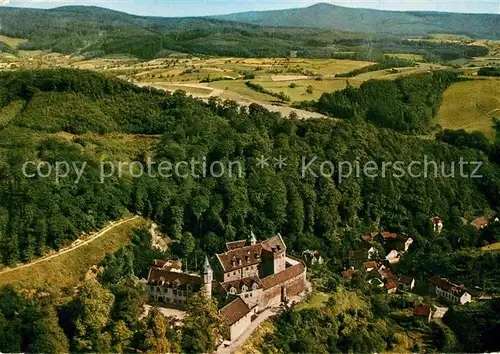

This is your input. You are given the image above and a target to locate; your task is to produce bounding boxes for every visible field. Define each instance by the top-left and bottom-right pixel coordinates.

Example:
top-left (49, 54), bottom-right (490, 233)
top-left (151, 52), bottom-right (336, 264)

top-left (0, 216), bottom-right (149, 290)
top-left (436, 78), bottom-right (500, 139)
top-left (0, 34), bottom-right (27, 48)
top-left (0, 36), bottom-right (459, 109)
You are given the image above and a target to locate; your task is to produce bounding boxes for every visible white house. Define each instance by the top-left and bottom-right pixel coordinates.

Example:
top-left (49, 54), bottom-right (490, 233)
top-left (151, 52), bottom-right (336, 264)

top-left (428, 276), bottom-right (471, 305)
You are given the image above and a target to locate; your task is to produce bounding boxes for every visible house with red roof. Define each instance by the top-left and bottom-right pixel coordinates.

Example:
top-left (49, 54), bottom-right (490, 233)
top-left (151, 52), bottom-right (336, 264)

top-left (413, 304), bottom-right (432, 323)
top-left (428, 276), bottom-right (471, 305)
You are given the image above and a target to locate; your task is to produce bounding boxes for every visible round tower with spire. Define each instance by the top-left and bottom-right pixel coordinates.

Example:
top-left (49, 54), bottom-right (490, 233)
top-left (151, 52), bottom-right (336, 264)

top-left (203, 255), bottom-right (213, 298)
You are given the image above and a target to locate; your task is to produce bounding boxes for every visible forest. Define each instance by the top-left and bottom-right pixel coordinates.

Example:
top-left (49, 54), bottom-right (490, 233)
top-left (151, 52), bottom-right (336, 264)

top-left (294, 71), bottom-right (460, 133)
top-left (0, 69), bottom-right (499, 352)
top-left (1, 69), bottom-right (499, 265)
top-left (478, 67), bottom-right (500, 76)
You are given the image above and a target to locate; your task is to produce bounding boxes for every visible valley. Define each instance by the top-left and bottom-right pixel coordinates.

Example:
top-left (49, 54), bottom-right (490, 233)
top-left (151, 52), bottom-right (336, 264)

top-left (0, 2), bottom-right (499, 354)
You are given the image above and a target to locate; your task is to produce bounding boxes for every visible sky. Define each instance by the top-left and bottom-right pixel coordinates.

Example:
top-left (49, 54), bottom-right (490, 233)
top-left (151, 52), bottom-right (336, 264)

top-left (0, 0), bottom-right (498, 16)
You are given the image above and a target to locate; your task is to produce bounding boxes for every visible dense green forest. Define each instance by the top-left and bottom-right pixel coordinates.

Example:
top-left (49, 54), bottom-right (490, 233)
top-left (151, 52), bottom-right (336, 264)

top-left (0, 6), bottom-right (491, 61)
top-left (215, 3), bottom-right (500, 40)
top-left (0, 69), bottom-right (499, 264)
top-left (294, 71), bottom-right (460, 133)
top-left (335, 58), bottom-right (416, 78)
top-left (478, 67), bottom-right (500, 76)
top-left (0, 69), bottom-right (499, 352)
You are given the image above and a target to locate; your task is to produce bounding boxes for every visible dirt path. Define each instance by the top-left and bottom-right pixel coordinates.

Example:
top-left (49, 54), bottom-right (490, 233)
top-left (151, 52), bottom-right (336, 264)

top-left (0, 215), bottom-right (139, 275)
top-left (140, 81), bottom-right (329, 120)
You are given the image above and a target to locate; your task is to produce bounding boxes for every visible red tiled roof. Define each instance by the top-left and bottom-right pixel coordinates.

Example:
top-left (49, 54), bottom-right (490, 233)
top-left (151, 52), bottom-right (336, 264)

top-left (220, 297), bottom-right (251, 326)
top-left (261, 234), bottom-right (286, 255)
top-left (362, 232), bottom-right (410, 243)
top-left (217, 234), bottom-right (286, 272)
top-left (431, 217), bottom-right (443, 224)
top-left (378, 268), bottom-right (397, 281)
top-left (216, 244), bottom-right (263, 272)
top-left (362, 261), bottom-right (377, 270)
top-left (261, 262), bottom-right (305, 290)
top-left (220, 276), bottom-right (262, 292)
top-left (470, 217), bottom-right (488, 229)
top-left (151, 259), bottom-right (182, 271)
top-left (147, 268), bottom-right (200, 286)
top-left (428, 276), bottom-right (468, 297)
top-left (385, 281), bottom-right (397, 290)
top-left (414, 304), bottom-right (431, 317)
top-left (341, 269), bottom-right (359, 279)
top-left (399, 275), bottom-right (414, 286)
top-left (226, 240), bottom-right (247, 251)
top-left (362, 232), bottom-right (379, 242)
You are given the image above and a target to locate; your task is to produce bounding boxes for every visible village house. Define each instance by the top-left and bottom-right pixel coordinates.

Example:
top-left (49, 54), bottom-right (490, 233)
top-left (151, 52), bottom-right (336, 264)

top-left (470, 216), bottom-right (489, 230)
top-left (302, 250), bottom-right (324, 265)
top-left (428, 276), bottom-right (472, 305)
top-left (385, 250), bottom-right (400, 264)
top-left (362, 232), bottom-right (414, 253)
top-left (362, 261), bottom-right (378, 272)
top-left (341, 267), bottom-right (359, 280)
top-left (430, 216), bottom-right (444, 234)
top-left (398, 275), bottom-right (415, 291)
top-left (385, 281), bottom-right (398, 294)
top-left (378, 267), bottom-right (397, 281)
top-left (413, 304), bottom-right (432, 323)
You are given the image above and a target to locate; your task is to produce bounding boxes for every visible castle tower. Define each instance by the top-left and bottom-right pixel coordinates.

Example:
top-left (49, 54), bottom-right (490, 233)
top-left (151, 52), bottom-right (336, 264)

top-left (250, 231), bottom-right (257, 246)
top-left (203, 256), bottom-right (213, 298)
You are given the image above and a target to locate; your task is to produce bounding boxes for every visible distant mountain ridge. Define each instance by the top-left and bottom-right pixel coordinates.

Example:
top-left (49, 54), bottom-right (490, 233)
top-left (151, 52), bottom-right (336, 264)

top-left (0, 4), bottom-right (496, 60)
top-left (213, 3), bottom-right (500, 39)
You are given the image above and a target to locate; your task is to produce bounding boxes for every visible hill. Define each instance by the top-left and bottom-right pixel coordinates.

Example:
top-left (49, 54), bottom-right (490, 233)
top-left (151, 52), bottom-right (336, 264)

top-left (0, 6), bottom-right (366, 59)
top-left (214, 3), bottom-right (500, 39)
top-left (0, 5), bottom-right (490, 61)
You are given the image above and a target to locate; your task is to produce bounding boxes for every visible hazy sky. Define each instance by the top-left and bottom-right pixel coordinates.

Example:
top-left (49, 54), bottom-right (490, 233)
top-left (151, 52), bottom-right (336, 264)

top-left (0, 0), bottom-right (498, 16)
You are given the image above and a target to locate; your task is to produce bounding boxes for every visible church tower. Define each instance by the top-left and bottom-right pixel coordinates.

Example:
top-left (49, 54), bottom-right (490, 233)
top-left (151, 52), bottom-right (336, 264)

top-left (203, 256), bottom-right (213, 298)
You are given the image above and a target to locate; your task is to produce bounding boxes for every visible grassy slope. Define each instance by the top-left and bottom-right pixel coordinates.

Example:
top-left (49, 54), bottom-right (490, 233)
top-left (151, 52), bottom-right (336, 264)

top-left (0, 217), bottom-right (149, 290)
top-left (0, 34), bottom-right (27, 48)
top-left (481, 242), bottom-right (500, 251)
top-left (436, 78), bottom-right (500, 139)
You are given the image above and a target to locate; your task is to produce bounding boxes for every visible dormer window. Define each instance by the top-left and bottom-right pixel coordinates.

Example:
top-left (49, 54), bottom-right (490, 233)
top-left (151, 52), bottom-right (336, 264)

top-left (241, 285), bottom-right (248, 292)
top-left (230, 287), bottom-right (237, 295)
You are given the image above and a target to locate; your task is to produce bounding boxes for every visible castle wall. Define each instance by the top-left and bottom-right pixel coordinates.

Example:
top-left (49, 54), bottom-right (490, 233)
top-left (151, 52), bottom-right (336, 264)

top-left (261, 269), bottom-right (307, 308)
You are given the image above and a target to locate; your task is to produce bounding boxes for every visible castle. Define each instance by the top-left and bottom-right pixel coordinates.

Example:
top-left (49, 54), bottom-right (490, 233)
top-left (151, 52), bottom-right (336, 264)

top-left (146, 233), bottom-right (308, 341)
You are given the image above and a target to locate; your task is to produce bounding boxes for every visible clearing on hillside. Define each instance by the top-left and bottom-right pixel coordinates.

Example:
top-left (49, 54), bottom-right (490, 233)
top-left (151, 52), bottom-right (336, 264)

top-left (0, 35), bottom-right (27, 49)
top-left (436, 78), bottom-right (500, 139)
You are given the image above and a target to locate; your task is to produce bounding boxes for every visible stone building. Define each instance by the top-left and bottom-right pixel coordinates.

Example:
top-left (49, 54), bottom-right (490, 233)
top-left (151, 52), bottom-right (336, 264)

top-left (147, 233), bottom-right (308, 342)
